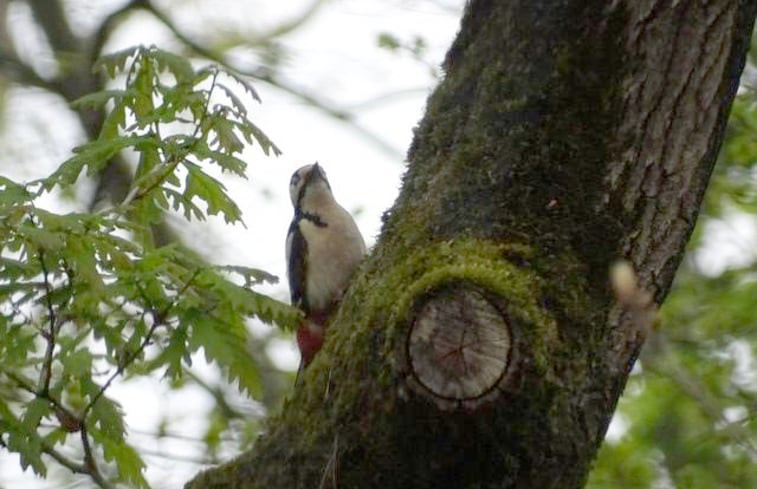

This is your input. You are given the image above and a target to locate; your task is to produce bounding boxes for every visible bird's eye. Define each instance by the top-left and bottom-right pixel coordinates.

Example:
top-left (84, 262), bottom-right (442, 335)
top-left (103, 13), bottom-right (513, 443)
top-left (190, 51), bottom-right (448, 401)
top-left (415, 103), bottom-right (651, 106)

top-left (290, 172), bottom-right (301, 187)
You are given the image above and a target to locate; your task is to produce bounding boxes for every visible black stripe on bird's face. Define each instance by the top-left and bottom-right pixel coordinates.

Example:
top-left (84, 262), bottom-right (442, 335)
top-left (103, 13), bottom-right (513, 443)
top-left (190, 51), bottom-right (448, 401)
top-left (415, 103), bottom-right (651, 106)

top-left (295, 163), bottom-right (331, 210)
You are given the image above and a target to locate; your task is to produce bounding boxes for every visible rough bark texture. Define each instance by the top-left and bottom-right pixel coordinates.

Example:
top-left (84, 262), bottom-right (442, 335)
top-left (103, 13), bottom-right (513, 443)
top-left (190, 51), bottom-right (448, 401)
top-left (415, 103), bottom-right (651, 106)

top-left (187, 1), bottom-right (756, 488)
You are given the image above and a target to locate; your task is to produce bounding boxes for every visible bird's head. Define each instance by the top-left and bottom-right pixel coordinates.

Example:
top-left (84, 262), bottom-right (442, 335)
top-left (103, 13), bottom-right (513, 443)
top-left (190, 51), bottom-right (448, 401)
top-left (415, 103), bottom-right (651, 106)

top-left (289, 162), bottom-right (332, 210)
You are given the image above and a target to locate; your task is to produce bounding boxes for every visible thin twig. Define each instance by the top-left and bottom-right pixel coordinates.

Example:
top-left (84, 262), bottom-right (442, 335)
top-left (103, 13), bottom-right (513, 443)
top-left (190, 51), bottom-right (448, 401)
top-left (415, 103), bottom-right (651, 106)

top-left (6, 371), bottom-right (83, 432)
top-left (37, 249), bottom-right (57, 396)
top-left (120, 159), bottom-right (181, 209)
top-left (41, 444), bottom-right (87, 474)
top-left (3, 373), bottom-right (114, 488)
top-left (63, 268), bottom-right (205, 489)
top-left (0, 49), bottom-right (60, 92)
top-left (83, 316), bottom-right (161, 417)
top-left (83, 269), bottom-right (201, 416)
top-left (241, 0), bottom-right (324, 44)
top-left (79, 424), bottom-right (115, 489)
top-left (33, 438), bottom-right (114, 489)
top-left (184, 370), bottom-right (245, 420)
top-left (0, 407), bottom-right (91, 480)
top-left (135, 445), bottom-right (216, 465)
top-left (140, 0), bottom-right (402, 158)
top-left (120, 68), bottom-right (219, 209)
top-left (6, 370), bottom-right (42, 396)
top-left (88, 0), bottom-right (148, 68)
top-left (0, 428), bottom-right (88, 474)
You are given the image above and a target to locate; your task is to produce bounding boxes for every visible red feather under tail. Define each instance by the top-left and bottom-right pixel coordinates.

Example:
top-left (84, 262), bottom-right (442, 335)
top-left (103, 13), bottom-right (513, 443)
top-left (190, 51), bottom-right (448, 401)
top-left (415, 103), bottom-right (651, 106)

top-left (295, 318), bottom-right (325, 386)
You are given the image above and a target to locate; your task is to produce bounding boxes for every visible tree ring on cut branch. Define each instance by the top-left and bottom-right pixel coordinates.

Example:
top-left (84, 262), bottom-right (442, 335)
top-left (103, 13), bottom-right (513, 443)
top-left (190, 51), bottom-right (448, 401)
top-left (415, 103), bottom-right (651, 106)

top-left (406, 287), bottom-right (512, 410)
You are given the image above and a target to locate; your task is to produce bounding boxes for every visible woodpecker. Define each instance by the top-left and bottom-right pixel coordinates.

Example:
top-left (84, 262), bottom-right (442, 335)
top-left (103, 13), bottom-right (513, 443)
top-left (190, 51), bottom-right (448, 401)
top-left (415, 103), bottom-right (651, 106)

top-left (286, 162), bottom-right (366, 379)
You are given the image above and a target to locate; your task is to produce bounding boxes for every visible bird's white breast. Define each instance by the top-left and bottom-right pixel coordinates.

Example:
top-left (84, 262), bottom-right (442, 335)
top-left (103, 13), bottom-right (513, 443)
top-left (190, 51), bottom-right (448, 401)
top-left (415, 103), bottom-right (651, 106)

top-left (298, 203), bottom-right (365, 313)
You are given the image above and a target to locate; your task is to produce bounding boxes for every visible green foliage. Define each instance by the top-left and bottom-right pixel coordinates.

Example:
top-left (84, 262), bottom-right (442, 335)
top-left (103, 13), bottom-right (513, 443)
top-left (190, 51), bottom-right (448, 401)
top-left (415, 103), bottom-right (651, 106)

top-left (587, 87), bottom-right (757, 488)
top-left (702, 91), bottom-right (757, 218)
top-left (0, 45), bottom-right (297, 488)
top-left (377, 32), bottom-right (439, 79)
top-left (377, 33), bottom-right (427, 57)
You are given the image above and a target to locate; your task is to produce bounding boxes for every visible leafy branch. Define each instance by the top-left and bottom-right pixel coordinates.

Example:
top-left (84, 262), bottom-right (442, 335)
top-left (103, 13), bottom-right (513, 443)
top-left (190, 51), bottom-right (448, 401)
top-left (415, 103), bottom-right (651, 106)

top-left (137, 0), bottom-right (402, 158)
top-left (83, 269), bottom-right (200, 419)
top-left (3, 371), bottom-right (112, 488)
top-left (0, 45), bottom-right (298, 488)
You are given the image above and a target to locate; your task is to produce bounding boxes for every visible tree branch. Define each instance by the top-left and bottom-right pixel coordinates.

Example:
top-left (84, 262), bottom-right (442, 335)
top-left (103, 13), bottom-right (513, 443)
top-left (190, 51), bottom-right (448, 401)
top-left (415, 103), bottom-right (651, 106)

top-left (43, 429), bottom-right (113, 489)
top-left (6, 370), bottom-right (81, 433)
top-left (27, 0), bottom-right (81, 56)
top-left (82, 315), bottom-right (162, 419)
top-left (244, 0), bottom-right (325, 44)
top-left (3, 418), bottom-right (108, 487)
top-left (79, 425), bottom-right (115, 489)
top-left (0, 48), bottom-right (59, 92)
top-left (37, 249), bottom-right (57, 396)
top-left (41, 443), bottom-right (87, 474)
top-left (140, 0), bottom-right (402, 158)
top-left (3, 372), bottom-right (116, 487)
top-left (184, 370), bottom-right (246, 420)
top-left (88, 0), bottom-right (149, 68)
top-left (82, 269), bottom-right (201, 417)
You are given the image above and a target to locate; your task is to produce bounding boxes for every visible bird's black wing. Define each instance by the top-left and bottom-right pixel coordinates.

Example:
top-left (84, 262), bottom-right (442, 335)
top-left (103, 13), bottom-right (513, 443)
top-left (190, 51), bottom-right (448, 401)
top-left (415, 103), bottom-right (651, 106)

top-left (286, 217), bottom-right (309, 313)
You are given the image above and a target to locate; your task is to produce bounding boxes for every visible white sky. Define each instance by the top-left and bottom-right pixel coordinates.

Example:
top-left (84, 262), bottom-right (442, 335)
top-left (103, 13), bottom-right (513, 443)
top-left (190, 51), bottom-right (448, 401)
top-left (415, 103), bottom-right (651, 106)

top-left (1, 1), bottom-right (755, 488)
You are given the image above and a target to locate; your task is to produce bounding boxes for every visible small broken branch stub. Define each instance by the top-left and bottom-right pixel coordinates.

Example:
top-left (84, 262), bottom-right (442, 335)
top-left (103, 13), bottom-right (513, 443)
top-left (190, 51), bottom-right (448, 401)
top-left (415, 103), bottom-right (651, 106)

top-left (405, 287), bottom-right (513, 410)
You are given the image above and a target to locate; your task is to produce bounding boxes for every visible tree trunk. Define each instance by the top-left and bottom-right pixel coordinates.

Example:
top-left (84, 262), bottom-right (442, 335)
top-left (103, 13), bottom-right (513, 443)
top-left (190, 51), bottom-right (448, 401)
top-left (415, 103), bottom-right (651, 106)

top-left (187, 1), bottom-right (756, 488)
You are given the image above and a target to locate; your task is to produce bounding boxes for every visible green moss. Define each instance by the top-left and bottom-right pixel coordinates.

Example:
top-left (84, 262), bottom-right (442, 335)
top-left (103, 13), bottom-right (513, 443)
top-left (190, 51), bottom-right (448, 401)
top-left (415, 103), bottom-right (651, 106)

top-left (271, 235), bottom-right (584, 437)
top-left (367, 239), bottom-right (557, 371)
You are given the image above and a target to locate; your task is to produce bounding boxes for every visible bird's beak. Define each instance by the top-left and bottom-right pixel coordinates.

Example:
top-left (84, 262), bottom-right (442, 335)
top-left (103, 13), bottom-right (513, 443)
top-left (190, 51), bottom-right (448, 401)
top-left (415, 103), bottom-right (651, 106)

top-left (311, 162), bottom-right (329, 185)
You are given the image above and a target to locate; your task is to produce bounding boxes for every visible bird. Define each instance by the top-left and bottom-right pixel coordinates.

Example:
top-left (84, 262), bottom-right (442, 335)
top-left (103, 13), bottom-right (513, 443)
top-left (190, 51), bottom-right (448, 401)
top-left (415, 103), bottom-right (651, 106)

top-left (286, 162), bottom-right (366, 381)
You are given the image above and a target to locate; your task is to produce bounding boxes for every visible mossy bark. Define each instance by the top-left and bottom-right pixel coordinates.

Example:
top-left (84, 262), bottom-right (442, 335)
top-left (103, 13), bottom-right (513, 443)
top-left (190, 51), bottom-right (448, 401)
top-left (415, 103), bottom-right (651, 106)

top-left (187, 1), bottom-right (756, 488)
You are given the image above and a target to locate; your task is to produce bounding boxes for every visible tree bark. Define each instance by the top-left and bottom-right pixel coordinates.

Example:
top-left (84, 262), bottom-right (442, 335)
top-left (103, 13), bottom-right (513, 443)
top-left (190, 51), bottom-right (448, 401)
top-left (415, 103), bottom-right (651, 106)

top-left (187, 1), bottom-right (756, 488)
